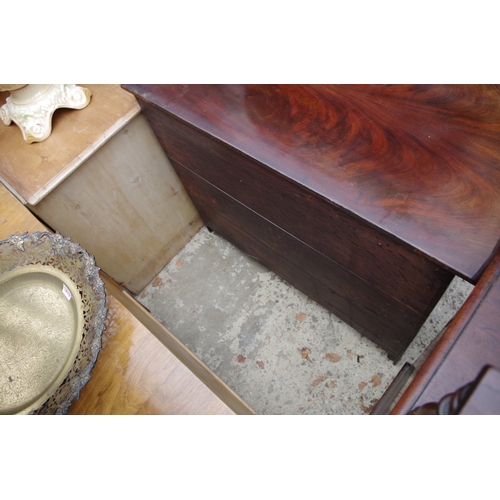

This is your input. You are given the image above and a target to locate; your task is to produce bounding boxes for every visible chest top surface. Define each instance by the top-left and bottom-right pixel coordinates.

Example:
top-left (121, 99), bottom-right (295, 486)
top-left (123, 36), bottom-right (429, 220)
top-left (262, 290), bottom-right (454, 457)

top-left (124, 84), bottom-right (500, 281)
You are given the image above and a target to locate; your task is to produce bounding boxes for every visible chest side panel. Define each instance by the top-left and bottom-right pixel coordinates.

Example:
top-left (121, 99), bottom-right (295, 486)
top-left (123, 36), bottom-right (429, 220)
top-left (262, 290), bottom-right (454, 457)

top-left (139, 100), bottom-right (452, 317)
top-left (171, 159), bottom-right (447, 360)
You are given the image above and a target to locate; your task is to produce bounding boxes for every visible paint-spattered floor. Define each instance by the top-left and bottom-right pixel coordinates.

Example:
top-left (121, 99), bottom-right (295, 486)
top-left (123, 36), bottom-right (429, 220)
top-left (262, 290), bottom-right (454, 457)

top-left (137, 227), bottom-right (474, 415)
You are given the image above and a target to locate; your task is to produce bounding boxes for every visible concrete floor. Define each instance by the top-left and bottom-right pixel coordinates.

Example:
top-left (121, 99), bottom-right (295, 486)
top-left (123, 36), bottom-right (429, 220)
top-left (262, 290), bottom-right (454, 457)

top-left (137, 227), bottom-right (474, 415)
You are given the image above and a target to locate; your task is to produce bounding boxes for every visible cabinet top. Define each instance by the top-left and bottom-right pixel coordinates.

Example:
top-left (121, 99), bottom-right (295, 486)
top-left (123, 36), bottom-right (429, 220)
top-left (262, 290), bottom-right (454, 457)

top-left (0, 85), bottom-right (140, 206)
top-left (124, 84), bottom-right (500, 282)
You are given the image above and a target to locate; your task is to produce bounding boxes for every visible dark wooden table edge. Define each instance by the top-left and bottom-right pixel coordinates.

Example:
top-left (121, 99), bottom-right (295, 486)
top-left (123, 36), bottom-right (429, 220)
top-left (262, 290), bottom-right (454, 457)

top-left (391, 248), bottom-right (500, 414)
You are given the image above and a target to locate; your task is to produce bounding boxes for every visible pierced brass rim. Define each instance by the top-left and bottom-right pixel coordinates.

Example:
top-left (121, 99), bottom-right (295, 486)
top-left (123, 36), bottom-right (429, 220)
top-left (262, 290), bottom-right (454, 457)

top-left (0, 231), bottom-right (107, 414)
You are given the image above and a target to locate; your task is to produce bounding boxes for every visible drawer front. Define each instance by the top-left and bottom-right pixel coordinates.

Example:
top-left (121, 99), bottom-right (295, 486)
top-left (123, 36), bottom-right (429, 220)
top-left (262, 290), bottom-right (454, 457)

top-left (140, 101), bottom-right (452, 317)
top-left (172, 160), bottom-right (449, 361)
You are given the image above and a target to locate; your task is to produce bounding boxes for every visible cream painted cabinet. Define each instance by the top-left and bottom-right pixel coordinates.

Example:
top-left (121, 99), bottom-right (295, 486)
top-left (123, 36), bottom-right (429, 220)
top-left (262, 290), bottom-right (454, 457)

top-left (1, 85), bottom-right (202, 294)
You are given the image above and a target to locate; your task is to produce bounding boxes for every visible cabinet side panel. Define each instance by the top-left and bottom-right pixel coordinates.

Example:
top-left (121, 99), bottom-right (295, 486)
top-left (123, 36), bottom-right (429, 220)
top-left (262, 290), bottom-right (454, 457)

top-left (30, 114), bottom-right (202, 294)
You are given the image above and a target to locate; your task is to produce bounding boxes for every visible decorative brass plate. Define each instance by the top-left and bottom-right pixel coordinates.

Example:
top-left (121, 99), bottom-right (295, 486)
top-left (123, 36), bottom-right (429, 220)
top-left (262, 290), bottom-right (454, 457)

top-left (0, 232), bottom-right (107, 414)
top-left (0, 265), bottom-right (84, 414)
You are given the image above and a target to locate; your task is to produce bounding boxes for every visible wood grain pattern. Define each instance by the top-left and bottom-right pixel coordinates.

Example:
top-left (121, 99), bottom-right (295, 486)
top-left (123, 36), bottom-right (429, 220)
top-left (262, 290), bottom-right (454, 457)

top-left (124, 84), bottom-right (500, 282)
top-left (0, 183), bottom-right (46, 237)
top-left (29, 113), bottom-right (203, 294)
top-left (392, 248), bottom-right (500, 414)
top-left (0, 85), bottom-right (140, 205)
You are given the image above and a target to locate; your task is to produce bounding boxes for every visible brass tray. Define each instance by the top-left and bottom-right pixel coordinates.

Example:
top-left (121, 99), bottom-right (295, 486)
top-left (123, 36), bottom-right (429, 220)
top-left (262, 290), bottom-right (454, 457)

top-left (0, 232), bottom-right (107, 414)
top-left (0, 265), bottom-right (84, 414)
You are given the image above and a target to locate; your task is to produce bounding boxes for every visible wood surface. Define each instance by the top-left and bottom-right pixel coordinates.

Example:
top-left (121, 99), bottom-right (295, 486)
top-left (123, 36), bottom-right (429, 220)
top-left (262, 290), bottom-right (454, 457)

top-left (392, 248), bottom-right (500, 414)
top-left (0, 84), bottom-right (140, 205)
top-left (0, 182), bottom-right (46, 235)
top-left (0, 183), bottom-right (246, 415)
top-left (460, 366), bottom-right (500, 415)
top-left (29, 113), bottom-right (203, 294)
top-left (123, 84), bottom-right (500, 283)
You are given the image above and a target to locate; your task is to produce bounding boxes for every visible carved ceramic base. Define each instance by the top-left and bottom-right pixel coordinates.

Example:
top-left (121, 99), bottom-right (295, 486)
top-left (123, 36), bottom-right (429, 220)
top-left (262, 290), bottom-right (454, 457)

top-left (0, 84), bottom-right (92, 143)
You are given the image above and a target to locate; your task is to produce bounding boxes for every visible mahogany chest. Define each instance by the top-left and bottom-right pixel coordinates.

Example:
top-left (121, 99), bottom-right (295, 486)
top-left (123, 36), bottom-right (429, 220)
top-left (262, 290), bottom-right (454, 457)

top-left (123, 85), bottom-right (500, 361)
